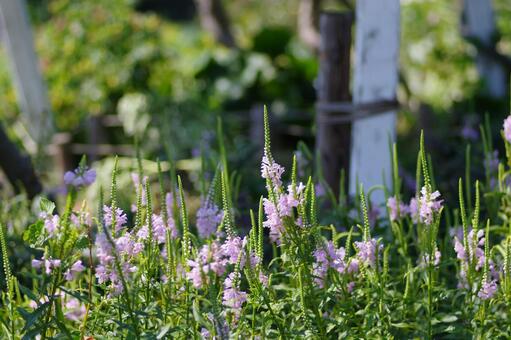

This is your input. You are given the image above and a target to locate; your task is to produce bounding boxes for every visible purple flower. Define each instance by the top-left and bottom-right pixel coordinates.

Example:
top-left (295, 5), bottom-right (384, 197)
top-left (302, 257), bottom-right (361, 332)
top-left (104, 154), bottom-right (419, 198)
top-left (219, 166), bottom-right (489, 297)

top-left (196, 201), bottom-right (223, 239)
top-left (200, 328), bottom-right (211, 339)
top-left (41, 213), bottom-right (59, 236)
top-left (261, 155), bottom-right (285, 188)
top-left (504, 115), bottom-right (511, 143)
top-left (94, 229), bottom-right (139, 295)
top-left (116, 234), bottom-right (143, 257)
top-left (64, 260), bottom-right (86, 281)
top-left (32, 256), bottom-right (61, 274)
top-left (187, 242), bottom-right (226, 288)
top-left (221, 236), bottom-right (246, 266)
top-left (418, 187), bottom-right (443, 225)
top-left (347, 281), bottom-right (355, 293)
top-left (354, 239), bottom-right (380, 268)
top-left (387, 196), bottom-right (409, 222)
top-left (312, 241), bottom-right (347, 287)
top-left (419, 249), bottom-right (441, 268)
top-left (64, 167), bottom-right (96, 188)
top-left (262, 198), bottom-right (285, 244)
top-left (478, 280), bottom-right (498, 300)
top-left (461, 125), bottom-right (479, 141)
top-left (64, 298), bottom-right (86, 322)
top-left (409, 197), bottom-right (419, 223)
top-left (222, 272), bottom-right (247, 321)
top-left (103, 206), bottom-right (127, 233)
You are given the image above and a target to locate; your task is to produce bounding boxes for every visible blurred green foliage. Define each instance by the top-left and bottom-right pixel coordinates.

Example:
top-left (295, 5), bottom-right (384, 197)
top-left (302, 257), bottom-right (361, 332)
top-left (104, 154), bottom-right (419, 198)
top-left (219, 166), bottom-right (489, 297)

top-left (0, 0), bottom-right (509, 161)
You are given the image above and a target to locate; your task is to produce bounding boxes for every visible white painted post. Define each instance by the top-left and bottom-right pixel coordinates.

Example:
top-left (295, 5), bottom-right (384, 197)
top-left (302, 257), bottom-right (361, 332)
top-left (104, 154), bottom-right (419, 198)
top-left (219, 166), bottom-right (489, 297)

top-left (0, 0), bottom-right (53, 146)
top-left (462, 0), bottom-right (507, 98)
top-left (349, 0), bottom-right (400, 204)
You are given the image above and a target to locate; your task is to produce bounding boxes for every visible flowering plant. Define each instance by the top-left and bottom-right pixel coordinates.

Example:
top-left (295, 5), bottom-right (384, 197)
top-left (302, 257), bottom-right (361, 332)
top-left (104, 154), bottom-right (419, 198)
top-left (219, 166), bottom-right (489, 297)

top-left (1, 109), bottom-right (511, 338)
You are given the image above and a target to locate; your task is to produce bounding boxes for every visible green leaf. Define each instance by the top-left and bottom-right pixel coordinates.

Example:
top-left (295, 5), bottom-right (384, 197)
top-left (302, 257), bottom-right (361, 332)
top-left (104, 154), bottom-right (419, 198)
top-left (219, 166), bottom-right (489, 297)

top-left (39, 197), bottom-right (56, 215)
top-left (157, 324), bottom-right (173, 339)
top-left (440, 315), bottom-right (458, 323)
top-left (23, 220), bottom-right (44, 246)
top-left (74, 236), bottom-right (89, 250)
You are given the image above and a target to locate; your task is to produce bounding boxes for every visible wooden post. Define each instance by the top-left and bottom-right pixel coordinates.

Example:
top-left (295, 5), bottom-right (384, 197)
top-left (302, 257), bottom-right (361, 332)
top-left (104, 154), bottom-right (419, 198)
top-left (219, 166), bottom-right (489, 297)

top-left (349, 0), bottom-right (399, 204)
top-left (462, 0), bottom-right (507, 98)
top-left (0, 0), bottom-right (53, 146)
top-left (316, 12), bottom-right (353, 198)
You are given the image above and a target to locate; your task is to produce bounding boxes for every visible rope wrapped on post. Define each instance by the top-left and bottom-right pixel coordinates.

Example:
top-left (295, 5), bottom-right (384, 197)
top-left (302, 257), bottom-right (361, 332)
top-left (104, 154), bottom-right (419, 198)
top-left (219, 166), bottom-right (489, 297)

top-left (316, 99), bottom-right (399, 124)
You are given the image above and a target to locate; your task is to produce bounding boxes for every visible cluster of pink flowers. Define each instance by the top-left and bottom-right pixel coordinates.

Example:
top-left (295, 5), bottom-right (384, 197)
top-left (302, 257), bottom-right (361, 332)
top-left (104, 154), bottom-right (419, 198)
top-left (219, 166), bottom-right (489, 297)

top-left (222, 272), bottom-right (247, 321)
top-left (453, 229), bottom-right (498, 291)
top-left (64, 166), bottom-right (96, 188)
top-left (40, 212), bottom-right (60, 236)
top-left (29, 293), bottom-right (86, 322)
top-left (418, 249), bottom-right (441, 268)
top-left (478, 280), bottom-right (498, 300)
top-left (354, 239), bottom-right (381, 268)
top-left (95, 222), bottom-right (141, 295)
top-left (137, 213), bottom-right (177, 244)
top-left (261, 154), bottom-right (285, 188)
top-left (196, 200), bottom-right (224, 239)
top-left (313, 241), bottom-right (358, 290)
top-left (187, 242), bottom-right (226, 288)
top-left (418, 187), bottom-right (443, 225)
top-left (262, 179), bottom-right (305, 243)
top-left (386, 196), bottom-right (409, 222)
top-left (386, 187), bottom-right (442, 226)
top-left (103, 206), bottom-right (128, 233)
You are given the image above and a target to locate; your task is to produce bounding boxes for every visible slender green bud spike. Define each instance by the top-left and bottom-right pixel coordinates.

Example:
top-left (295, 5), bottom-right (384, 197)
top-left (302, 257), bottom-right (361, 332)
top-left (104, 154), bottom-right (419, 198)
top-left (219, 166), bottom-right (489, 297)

top-left (110, 156), bottom-right (119, 235)
top-left (263, 105), bottom-right (273, 162)
top-left (345, 226), bottom-right (353, 257)
top-left (458, 179), bottom-right (469, 265)
top-left (483, 219), bottom-right (490, 283)
top-left (178, 176), bottom-right (190, 262)
top-left (310, 180), bottom-right (317, 227)
top-left (359, 184), bottom-right (370, 241)
top-left (221, 170), bottom-right (234, 238)
top-left (415, 151), bottom-right (422, 197)
top-left (249, 209), bottom-right (257, 253)
top-left (292, 154), bottom-right (297, 188)
top-left (98, 186), bottom-right (105, 226)
top-left (419, 130), bottom-right (430, 190)
top-left (0, 223), bottom-right (12, 295)
top-left (257, 196), bottom-right (264, 260)
top-left (134, 182), bottom-right (143, 229)
top-left (505, 237), bottom-right (511, 289)
top-left (383, 246), bottom-right (389, 280)
top-left (472, 180), bottom-right (480, 230)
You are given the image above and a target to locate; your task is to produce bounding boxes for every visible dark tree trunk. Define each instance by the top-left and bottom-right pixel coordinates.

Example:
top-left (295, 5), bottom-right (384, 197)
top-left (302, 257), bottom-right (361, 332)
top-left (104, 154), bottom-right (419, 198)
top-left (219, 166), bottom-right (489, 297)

top-left (0, 123), bottom-right (42, 198)
top-left (316, 12), bottom-right (353, 198)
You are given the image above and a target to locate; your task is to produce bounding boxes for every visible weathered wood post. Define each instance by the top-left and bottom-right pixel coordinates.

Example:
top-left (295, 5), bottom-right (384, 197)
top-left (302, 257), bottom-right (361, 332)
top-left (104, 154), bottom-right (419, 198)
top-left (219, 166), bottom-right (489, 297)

top-left (349, 0), bottom-right (400, 204)
top-left (316, 12), bottom-right (353, 198)
top-left (0, 0), bottom-right (53, 146)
